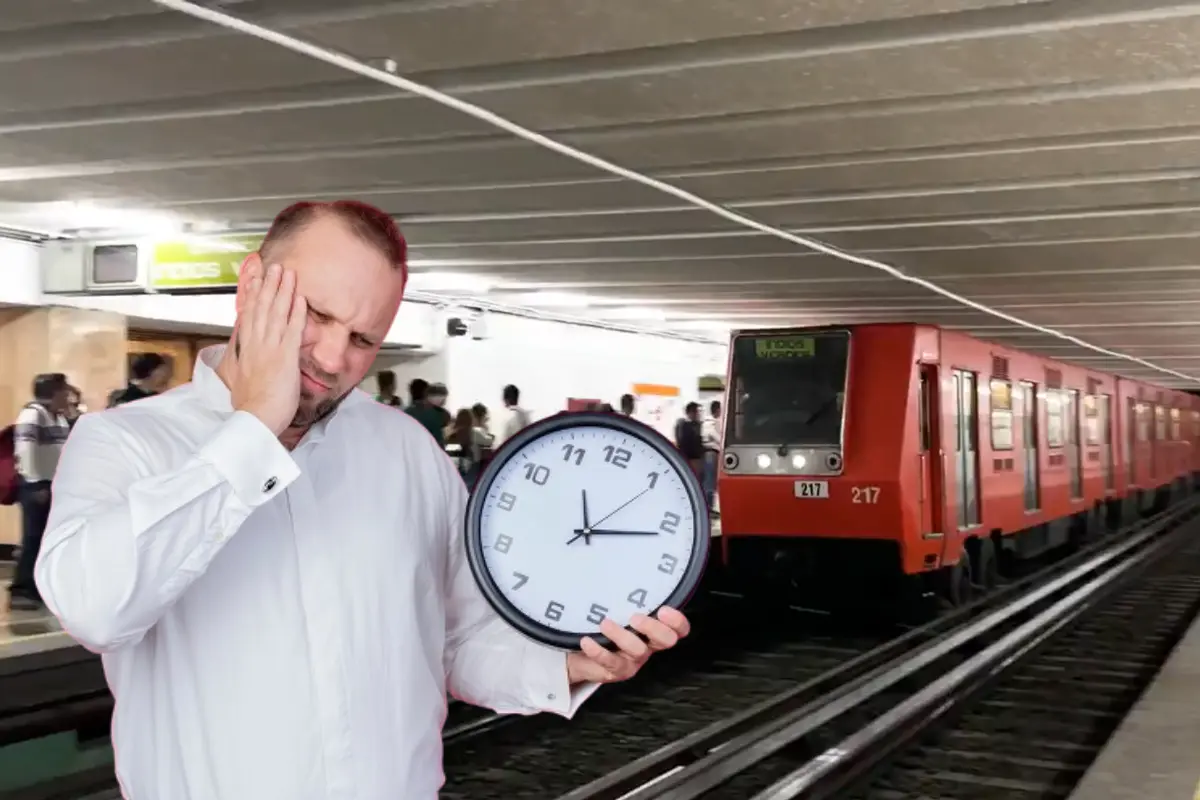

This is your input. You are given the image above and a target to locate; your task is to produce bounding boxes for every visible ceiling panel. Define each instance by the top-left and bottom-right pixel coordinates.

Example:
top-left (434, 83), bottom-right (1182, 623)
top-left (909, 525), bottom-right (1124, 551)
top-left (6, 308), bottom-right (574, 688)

top-left (1, 0), bottom-right (1199, 385)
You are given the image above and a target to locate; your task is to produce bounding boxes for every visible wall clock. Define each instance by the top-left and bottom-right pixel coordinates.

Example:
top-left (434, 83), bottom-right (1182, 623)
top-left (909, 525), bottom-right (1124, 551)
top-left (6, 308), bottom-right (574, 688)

top-left (464, 411), bottom-right (710, 650)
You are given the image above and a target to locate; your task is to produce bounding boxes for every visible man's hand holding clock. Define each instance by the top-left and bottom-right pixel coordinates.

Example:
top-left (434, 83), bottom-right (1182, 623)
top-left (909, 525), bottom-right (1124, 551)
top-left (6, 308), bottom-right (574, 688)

top-left (566, 606), bottom-right (691, 684)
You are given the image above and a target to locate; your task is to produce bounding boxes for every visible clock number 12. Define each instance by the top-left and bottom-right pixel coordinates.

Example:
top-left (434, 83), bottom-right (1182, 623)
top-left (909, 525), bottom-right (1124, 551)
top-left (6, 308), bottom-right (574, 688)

top-left (603, 445), bottom-right (632, 469)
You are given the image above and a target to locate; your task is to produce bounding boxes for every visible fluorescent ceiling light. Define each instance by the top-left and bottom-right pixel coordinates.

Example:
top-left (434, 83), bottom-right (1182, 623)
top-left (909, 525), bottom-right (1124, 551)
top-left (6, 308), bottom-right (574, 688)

top-left (505, 290), bottom-right (592, 308)
top-left (592, 305), bottom-right (670, 322)
top-left (407, 272), bottom-right (499, 293)
top-left (670, 319), bottom-right (734, 334)
top-left (0, 201), bottom-right (205, 238)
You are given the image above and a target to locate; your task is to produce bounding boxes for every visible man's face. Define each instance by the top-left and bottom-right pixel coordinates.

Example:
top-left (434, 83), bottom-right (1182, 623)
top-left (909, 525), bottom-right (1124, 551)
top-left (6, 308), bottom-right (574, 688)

top-left (428, 393), bottom-right (447, 408)
top-left (237, 214), bottom-right (405, 428)
top-left (49, 388), bottom-right (71, 415)
top-left (149, 364), bottom-right (172, 393)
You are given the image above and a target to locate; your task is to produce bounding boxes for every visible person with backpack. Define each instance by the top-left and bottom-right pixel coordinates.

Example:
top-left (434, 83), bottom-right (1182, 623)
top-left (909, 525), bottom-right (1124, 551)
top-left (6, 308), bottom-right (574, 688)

top-left (2, 372), bottom-right (71, 610)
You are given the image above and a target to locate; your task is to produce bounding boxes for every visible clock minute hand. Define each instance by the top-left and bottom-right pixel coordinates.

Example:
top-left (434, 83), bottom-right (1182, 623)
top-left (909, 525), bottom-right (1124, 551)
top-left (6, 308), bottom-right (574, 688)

top-left (573, 528), bottom-right (658, 536)
top-left (589, 487), bottom-right (652, 529)
top-left (567, 487), bottom-right (652, 546)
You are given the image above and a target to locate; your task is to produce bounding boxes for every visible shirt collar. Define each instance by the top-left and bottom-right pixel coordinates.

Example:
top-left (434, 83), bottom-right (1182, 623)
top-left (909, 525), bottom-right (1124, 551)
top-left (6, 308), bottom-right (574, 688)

top-left (193, 345), bottom-right (355, 446)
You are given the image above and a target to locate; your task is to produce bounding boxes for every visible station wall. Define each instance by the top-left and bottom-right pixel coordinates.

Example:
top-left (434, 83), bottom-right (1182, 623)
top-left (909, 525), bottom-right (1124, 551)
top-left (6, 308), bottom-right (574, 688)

top-left (442, 313), bottom-right (727, 437)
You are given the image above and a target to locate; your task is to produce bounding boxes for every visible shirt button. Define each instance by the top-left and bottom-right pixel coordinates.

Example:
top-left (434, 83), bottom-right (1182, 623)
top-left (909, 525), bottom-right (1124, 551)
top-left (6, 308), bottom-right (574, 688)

top-left (263, 477), bottom-right (277, 493)
top-left (547, 693), bottom-right (556, 701)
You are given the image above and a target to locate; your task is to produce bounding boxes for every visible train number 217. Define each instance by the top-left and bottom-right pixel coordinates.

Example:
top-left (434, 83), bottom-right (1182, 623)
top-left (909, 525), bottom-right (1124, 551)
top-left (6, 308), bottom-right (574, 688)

top-left (851, 486), bottom-right (881, 504)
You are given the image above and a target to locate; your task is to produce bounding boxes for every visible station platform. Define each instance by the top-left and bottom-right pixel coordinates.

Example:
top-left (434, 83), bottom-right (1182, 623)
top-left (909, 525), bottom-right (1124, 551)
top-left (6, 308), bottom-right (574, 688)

top-left (1068, 609), bottom-right (1200, 800)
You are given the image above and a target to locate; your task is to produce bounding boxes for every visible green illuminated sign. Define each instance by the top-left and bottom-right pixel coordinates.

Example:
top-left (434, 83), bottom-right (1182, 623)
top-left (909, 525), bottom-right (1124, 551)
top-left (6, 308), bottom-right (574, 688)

top-left (147, 235), bottom-right (263, 289)
top-left (754, 336), bottom-right (816, 359)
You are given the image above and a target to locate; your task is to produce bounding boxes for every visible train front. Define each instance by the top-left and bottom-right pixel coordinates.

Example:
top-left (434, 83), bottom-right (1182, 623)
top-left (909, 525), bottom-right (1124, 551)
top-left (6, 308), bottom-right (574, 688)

top-left (718, 327), bottom-right (906, 604)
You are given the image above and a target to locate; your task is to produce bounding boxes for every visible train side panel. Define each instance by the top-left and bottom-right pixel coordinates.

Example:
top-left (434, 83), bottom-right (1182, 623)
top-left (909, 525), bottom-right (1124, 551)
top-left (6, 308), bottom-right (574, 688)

top-left (718, 322), bottom-right (1196, 608)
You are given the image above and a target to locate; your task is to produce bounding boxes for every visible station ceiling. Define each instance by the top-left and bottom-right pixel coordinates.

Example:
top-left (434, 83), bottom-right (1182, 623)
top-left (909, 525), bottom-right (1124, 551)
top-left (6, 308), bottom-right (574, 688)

top-left (2, 0), bottom-right (1199, 386)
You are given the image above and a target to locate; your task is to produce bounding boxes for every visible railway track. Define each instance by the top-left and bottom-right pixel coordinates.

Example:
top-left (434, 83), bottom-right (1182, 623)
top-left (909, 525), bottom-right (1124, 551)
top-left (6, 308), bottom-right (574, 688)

top-left (439, 608), bottom-right (893, 800)
top-left (28, 500), bottom-right (1199, 800)
top-left (570, 497), bottom-right (1200, 800)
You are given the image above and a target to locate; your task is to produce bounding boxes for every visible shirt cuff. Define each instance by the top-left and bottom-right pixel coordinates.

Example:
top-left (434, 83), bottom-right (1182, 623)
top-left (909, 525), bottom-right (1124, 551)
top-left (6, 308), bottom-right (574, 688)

top-left (522, 645), bottom-right (600, 719)
top-left (197, 411), bottom-right (301, 508)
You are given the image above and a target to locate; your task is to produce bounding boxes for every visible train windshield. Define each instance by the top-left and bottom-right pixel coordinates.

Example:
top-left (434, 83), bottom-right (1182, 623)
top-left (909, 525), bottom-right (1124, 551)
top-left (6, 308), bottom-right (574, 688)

top-left (725, 331), bottom-right (851, 447)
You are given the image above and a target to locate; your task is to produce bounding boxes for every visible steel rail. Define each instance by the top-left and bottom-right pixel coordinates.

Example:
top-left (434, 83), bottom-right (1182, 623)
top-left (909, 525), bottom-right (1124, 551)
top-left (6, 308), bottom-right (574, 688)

top-left (752, 499), bottom-right (1199, 800)
top-left (560, 497), bottom-right (1198, 800)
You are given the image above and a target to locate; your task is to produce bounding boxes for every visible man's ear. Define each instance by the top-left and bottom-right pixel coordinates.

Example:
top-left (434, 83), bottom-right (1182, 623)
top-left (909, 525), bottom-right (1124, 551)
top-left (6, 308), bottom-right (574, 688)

top-left (235, 252), bottom-right (263, 314)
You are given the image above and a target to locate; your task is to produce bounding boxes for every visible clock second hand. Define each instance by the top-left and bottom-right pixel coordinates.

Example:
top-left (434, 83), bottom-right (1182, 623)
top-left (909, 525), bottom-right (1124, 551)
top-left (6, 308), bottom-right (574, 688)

top-left (567, 487), bottom-right (652, 546)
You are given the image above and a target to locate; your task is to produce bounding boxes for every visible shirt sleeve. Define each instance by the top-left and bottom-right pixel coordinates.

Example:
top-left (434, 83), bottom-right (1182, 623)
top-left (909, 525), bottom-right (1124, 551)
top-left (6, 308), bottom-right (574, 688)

top-left (12, 406), bottom-right (41, 481)
top-left (438, 456), bottom-right (599, 718)
top-left (35, 411), bottom-right (301, 653)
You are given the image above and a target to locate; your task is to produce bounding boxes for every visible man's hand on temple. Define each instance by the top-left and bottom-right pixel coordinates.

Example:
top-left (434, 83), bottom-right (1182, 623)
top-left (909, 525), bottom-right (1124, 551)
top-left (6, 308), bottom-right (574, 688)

top-left (566, 606), bottom-right (691, 685)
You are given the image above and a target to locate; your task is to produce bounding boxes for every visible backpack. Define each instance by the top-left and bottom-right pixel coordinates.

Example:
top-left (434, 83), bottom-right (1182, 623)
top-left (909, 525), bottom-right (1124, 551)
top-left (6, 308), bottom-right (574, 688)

top-left (0, 423), bottom-right (19, 506)
top-left (0, 404), bottom-right (38, 506)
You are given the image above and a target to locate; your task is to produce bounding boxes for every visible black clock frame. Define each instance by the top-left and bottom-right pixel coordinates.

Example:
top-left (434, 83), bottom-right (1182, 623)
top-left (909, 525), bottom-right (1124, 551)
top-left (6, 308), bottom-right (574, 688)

top-left (463, 410), bottom-right (711, 651)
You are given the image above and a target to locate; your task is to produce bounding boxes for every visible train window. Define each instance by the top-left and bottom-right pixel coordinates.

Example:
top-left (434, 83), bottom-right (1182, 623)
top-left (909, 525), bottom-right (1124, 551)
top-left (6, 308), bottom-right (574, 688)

top-left (989, 379), bottom-right (1013, 450)
top-left (1170, 408), bottom-right (1181, 441)
top-left (1020, 382), bottom-right (1040, 512)
top-left (1082, 395), bottom-right (1101, 445)
top-left (1045, 390), bottom-right (1065, 448)
top-left (918, 372), bottom-right (931, 453)
top-left (1155, 406), bottom-right (1167, 442)
top-left (1193, 410), bottom-right (1200, 440)
top-left (1136, 404), bottom-right (1150, 442)
top-left (724, 331), bottom-right (851, 447)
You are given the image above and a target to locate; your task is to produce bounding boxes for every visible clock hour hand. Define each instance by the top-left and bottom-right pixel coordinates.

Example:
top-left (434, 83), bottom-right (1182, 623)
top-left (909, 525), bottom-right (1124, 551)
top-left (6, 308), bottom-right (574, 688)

top-left (581, 489), bottom-right (592, 545)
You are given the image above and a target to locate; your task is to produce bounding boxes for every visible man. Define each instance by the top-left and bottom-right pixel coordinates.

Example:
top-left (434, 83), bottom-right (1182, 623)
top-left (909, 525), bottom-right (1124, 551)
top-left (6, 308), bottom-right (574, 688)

top-left (405, 377), bottom-right (447, 446)
top-left (675, 402), bottom-right (706, 483)
top-left (9, 372), bottom-right (71, 611)
top-left (35, 201), bottom-right (688, 800)
top-left (619, 393), bottom-right (636, 417)
top-left (374, 369), bottom-right (402, 407)
top-left (426, 382), bottom-right (452, 434)
top-left (498, 383), bottom-right (531, 446)
top-left (110, 352), bottom-right (171, 406)
top-left (701, 400), bottom-right (722, 513)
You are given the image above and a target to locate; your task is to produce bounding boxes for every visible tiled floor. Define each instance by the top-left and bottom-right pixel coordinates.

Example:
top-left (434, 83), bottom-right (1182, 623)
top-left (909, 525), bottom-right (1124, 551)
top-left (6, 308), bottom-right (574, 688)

top-left (0, 578), bottom-right (62, 647)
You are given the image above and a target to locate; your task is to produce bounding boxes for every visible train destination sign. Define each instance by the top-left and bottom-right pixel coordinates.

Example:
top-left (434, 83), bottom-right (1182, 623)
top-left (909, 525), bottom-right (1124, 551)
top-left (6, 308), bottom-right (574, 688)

top-left (148, 235), bottom-right (263, 290)
top-left (753, 336), bottom-right (817, 359)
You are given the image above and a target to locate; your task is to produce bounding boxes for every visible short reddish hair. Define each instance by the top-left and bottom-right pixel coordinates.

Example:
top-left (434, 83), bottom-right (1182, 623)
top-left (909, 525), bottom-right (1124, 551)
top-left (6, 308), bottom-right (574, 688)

top-left (259, 200), bottom-right (407, 282)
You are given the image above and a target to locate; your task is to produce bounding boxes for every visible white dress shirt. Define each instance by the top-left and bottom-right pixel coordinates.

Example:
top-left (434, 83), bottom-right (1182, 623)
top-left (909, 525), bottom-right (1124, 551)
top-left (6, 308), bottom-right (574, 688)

top-left (35, 346), bottom-right (594, 800)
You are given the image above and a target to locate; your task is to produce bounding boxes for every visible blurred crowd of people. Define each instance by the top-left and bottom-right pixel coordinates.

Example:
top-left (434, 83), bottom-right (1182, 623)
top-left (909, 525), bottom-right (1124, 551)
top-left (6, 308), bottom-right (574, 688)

top-left (2, 354), bottom-right (173, 611)
top-left (373, 372), bottom-right (723, 515)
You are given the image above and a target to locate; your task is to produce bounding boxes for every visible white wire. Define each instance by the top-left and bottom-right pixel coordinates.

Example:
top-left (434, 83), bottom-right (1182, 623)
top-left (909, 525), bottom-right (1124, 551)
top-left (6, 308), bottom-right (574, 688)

top-left (153, 0), bottom-right (1199, 383)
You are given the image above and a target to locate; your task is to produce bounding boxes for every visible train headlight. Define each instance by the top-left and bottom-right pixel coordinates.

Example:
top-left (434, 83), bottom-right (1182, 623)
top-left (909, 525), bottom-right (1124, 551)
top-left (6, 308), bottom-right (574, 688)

top-left (791, 454), bottom-right (807, 470)
top-left (723, 451), bottom-right (739, 470)
top-left (755, 453), bottom-right (772, 469)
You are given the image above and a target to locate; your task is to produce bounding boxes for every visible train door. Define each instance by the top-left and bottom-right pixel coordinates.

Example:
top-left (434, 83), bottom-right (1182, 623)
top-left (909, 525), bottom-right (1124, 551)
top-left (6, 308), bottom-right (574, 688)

top-left (1067, 389), bottom-right (1083, 499)
top-left (918, 366), bottom-right (944, 537)
top-left (1020, 381), bottom-right (1040, 511)
top-left (953, 369), bottom-right (981, 528)
top-left (1099, 394), bottom-right (1114, 492)
top-left (1127, 398), bottom-right (1137, 485)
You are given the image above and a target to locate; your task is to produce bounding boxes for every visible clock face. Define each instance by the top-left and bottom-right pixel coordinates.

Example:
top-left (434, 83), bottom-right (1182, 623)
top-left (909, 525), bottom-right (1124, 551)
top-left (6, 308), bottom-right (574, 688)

top-left (464, 413), bottom-right (709, 650)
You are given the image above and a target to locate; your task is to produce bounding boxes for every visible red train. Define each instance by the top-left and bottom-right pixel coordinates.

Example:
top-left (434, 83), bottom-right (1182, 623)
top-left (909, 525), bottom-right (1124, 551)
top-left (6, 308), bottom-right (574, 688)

top-left (716, 323), bottom-right (1199, 608)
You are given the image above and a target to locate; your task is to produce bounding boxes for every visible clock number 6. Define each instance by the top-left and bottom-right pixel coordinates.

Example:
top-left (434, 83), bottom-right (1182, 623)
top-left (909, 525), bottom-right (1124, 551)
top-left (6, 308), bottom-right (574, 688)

top-left (660, 511), bottom-right (681, 535)
top-left (545, 601), bottom-right (565, 622)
